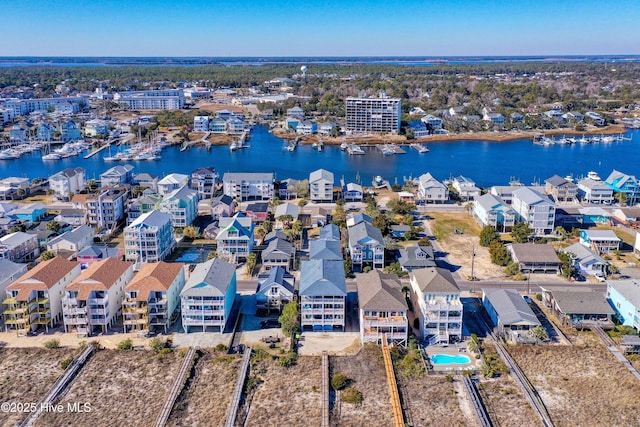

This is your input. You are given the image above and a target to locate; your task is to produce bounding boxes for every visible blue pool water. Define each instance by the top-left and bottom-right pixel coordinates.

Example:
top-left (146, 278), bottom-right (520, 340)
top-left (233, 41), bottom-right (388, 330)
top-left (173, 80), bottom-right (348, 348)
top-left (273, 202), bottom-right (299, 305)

top-left (430, 354), bottom-right (471, 365)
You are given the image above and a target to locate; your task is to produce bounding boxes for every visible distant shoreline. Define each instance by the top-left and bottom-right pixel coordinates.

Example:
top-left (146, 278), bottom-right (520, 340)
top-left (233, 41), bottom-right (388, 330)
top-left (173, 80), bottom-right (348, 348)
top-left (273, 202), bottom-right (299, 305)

top-left (271, 125), bottom-right (628, 146)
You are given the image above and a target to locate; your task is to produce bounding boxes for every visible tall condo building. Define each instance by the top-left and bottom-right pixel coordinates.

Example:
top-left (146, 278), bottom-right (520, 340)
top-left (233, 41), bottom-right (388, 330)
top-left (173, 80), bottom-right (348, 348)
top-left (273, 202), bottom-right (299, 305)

top-left (345, 94), bottom-right (401, 134)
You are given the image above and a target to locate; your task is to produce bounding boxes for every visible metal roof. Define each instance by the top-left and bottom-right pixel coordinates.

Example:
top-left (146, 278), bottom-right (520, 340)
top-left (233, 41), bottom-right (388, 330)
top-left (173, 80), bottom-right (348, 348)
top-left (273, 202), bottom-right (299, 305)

top-left (483, 288), bottom-right (541, 326)
top-left (181, 258), bottom-right (236, 297)
top-left (299, 259), bottom-right (347, 297)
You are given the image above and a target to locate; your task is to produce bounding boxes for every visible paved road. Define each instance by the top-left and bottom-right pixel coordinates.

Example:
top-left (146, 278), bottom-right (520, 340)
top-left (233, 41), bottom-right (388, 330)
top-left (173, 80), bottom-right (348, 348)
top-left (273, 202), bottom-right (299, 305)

top-left (455, 279), bottom-right (607, 294)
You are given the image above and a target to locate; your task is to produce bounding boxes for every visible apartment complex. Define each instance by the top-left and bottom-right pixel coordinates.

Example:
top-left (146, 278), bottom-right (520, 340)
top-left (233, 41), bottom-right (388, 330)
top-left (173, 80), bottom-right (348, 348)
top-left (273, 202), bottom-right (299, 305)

top-left (122, 262), bottom-right (185, 333)
top-left (114, 89), bottom-right (185, 110)
top-left (62, 258), bottom-right (134, 336)
top-left (345, 94), bottom-right (401, 134)
top-left (4, 257), bottom-right (81, 335)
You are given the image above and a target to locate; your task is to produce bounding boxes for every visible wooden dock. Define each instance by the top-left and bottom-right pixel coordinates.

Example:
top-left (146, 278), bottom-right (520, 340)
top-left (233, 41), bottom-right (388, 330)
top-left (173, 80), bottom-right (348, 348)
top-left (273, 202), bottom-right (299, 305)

top-left (153, 347), bottom-right (198, 427)
top-left (84, 143), bottom-right (110, 159)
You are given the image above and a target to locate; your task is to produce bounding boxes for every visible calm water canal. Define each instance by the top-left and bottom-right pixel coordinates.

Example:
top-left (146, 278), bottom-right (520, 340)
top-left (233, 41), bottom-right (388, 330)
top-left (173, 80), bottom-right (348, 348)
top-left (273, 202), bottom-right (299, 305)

top-left (1, 126), bottom-right (639, 188)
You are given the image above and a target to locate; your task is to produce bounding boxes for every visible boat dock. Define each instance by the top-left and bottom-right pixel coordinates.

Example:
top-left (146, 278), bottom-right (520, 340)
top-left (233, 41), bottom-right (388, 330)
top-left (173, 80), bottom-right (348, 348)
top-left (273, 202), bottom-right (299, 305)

top-left (84, 143), bottom-right (111, 159)
top-left (410, 143), bottom-right (429, 153)
top-left (379, 144), bottom-right (407, 155)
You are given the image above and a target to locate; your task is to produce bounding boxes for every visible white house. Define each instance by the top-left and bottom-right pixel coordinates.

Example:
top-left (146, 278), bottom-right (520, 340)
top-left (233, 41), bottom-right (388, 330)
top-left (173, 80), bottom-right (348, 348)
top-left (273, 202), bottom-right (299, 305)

top-left (418, 173), bottom-right (448, 203)
top-left (158, 173), bottom-right (190, 196)
top-left (511, 187), bottom-right (555, 234)
top-left (451, 176), bottom-right (481, 201)
top-left (124, 210), bottom-right (175, 264)
top-left (299, 259), bottom-right (347, 332)
top-left (222, 172), bottom-right (274, 201)
top-left (309, 169), bottom-right (334, 203)
top-left (47, 225), bottom-right (94, 254)
top-left (255, 266), bottom-right (295, 311)
top-left (473, 193), bottom-right (517, 232)
top-left (49, 168), bottom-right (86, 201)
top-left (100, 165), bottom-right (134, 187)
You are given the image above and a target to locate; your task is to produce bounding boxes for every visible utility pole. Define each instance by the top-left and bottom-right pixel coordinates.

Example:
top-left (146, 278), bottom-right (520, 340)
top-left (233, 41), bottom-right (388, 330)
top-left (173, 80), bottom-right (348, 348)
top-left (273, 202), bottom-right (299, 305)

top-left (471, 243), bottom-right (476, 293)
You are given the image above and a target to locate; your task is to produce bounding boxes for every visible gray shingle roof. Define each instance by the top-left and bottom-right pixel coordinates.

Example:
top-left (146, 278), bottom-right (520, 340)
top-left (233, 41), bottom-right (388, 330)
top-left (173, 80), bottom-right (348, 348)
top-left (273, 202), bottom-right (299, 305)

top-left (310, 169), bottom-right (334, 184)
top-left (410, 267), bottom-right (460, 293)
top-left (483, 288), bottom-right (541, 326)
top-left (127, 210), bottom-right (172, 228)
top-left (564, 243), bottom-right (606, 266)
top-left (551, 291), bottom-right (614, 315)
top-left (510, 244), bottom-right (561, 264)
top-left (257, 266), bottom-right (294, 296)
top-left (512, 187), bottom-right (552, 206)
top-left (181, 258), bottom-right (236, 297)
top-left (398, 245), bottom-right (436, 269)
top-left (309, 239), bottom-right (342, 260)
top-left (223, 172), bottom-right (274, 182)
top-left (357, 271), bottom-right (407, 311)
top-left (48, 225), bottom-right (93, 246)
top-left (264, 229), bottom-right (288, 244)
top-left (319, 224), bottom-right (340, 241)
top-left (348, 221), bottom-right (384, 247)
top-left (299, 259), bottom-right (347, 297)
top-left (545, 175), bottom-right (571, 187)
top-left (263, 238), bottom-right (295, 258)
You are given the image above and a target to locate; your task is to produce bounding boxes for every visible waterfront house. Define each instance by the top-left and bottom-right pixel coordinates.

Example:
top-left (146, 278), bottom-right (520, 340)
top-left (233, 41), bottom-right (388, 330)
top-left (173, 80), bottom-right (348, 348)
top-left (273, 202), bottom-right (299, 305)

top-left (159, 186), bottom-right (198, 228)
top-left (54, 209), bottom-right (87, 228)
top-left (579, 229), bottom-right (621, 254)
top-left (63, 258), bottom-right (133, 336)
top-left (563, 111), bottom-right (584, 122)
top-left (508, 243), bottom-right (561, 274)
top-left (577, 176), bottom-right (614, 205)
top-left (37, 123), bottom-right (54, 141)
top-left (245, 202), bottom-right (270, 224)
top-left (605, 170), bottom-right (640, 205)
top-left (4, 257), bottom-right (80, 335)
top-left (309, 169), bottom-right (334, 203)
top-left (181, 257), bottom-right (237, 333)
top-left (511, 187), bottom-right (555, 235)
top-left (343, 183), bottom-right (363, 202)
top-left (510, 112), bottom-right (524, 123)
top-left (123, 261), bottom-right (185, 333)
top-left (9, 203), bottom-right (47, 224)
top-left (60, 120), bottom-right (81, 142)
top-left (545, 175), bottom-right (578, 203)
top-left (0, 177), bottom-right (30, 201)
top-left (274, 203), bottom-right (300, 229)
top-left (417, 173), bottom-right (448, 203)
top-left (348, 218), bottom-right (384, 271)
top-left (210, 194), bottom-right (235, 220)
top-left (100, 165), bottom-right (134, 187)
top-left (398, 244), bottom-right (436, 272)
top-left (579, 206), bottom-right (612, 225)
top-left (482, 112), bottom-right (505, 125)
top-left (193, 116), bottom-right (210, 133)
top-left (421, 114), bottom-right (444, 131)
top-left (540, 286), bottom-right (614, 329)
top-left (210, 118), bottom-right (227, 133)
top-left (222, 172), bottom-right (274, 202)
top-left (296, 121), bottom-right (317, 135)
top-left (50, 168), bottom-right (86, 201)
top-left (262, 238), bottom-right (295, 271)
top-left (300, 259), bottom-right (346, 332)
top-left (563, 243), bottom-right (608, 277)
top-left (451, 176), bottom-right (481, 201)
top-left (255, 266), bottom-right (295, 311)
top-left (318, 121), bottom-right (336, 136)
top-left (0, 259), bottom-right (28, 317)
top-left (409, 267), bottom-right (463, 345)
top-left (86, 186), bottom-right (128, 233)
top-left (47, 225), bottom-right (94, 254)
top-left (407, 121), bottom-right (428, 138)
top-left (279, 178), bottom-right (300, 200)
top-left (286, 106), bottom-right (305, 118)
top-left (132, 173), bottom-right (159, 193)
top-left (585, 111), bottom-right (605, 126)
top-left (190, 167), bottom-right (217, 200)
top-left (216, 213), bottom-right (255, 263)
top-left (8, 125), bottom-right (25, 143)
top-left (482, 288), bottom-right (540, 343)
top-left (158, 173), bottom-right (190, 196)
top-left (357, 270), bottom-right (408, 346)
top-left (76, 245), bottom-right (123, 269)
top-left (127, 194), bottom-right (162, 225)
top-left (606, 279), bottom-right (640, 330)
top-left (124, 210), bottom-right (175, 264)
top-left (83, 119), bottom-right (109, 137)
top-left (473, 193), bottom-right (516, 232)
top-left (0, 232), bottom-right (39, 262)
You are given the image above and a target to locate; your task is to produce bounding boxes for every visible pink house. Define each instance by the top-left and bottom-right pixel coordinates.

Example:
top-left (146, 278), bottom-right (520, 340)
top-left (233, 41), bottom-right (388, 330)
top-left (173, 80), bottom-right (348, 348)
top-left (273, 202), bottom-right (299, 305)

top-left (76, 245), bottom-right (123, 269)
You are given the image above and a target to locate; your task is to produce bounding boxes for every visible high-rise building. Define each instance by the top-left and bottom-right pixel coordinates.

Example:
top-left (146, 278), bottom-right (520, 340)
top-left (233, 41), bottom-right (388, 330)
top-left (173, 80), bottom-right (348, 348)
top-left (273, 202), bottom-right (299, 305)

top-left (345, 94), bottom-right (401, 134)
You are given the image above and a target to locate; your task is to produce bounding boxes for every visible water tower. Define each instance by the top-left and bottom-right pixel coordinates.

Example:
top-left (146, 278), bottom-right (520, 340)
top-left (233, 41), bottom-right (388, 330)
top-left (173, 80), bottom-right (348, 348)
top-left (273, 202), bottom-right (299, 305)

top-left (301, 65), bottom-right (308, 78)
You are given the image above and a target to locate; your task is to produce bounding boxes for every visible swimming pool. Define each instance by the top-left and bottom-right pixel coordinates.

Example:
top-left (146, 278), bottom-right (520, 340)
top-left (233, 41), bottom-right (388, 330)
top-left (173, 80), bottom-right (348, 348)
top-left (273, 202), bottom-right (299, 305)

top-left (430, 354), bottom-right (471, 365)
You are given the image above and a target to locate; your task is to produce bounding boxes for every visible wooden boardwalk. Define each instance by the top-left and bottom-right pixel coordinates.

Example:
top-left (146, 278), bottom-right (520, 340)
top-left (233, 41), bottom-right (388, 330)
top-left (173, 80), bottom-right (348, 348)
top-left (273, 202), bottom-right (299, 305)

top-left (153, 347), bottom-right (198, 427)
top-left (461, 375), bottom-right (493, 427)
top-left (224, 347), bottom-right (252, 427)
top-left (381, 335), bottom-right (405, 427)
top-left (590, 324), bottom-right (640, 381)
top-left (19, 343), bottom-right (95, 427)
top-left (321, 351), bottom-right (329, 427)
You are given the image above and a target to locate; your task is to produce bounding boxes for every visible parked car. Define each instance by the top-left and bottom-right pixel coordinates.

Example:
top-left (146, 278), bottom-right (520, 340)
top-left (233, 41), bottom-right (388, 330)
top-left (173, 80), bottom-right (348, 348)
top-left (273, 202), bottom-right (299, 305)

top-left (260, 319), bottom-right (281, 329)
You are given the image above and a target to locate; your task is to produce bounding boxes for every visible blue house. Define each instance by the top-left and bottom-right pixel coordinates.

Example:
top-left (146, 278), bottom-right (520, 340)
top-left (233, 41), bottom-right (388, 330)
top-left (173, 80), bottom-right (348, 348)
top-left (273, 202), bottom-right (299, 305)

top-left (607, 280), bottom-right (640, 330)
top-left (9, 203), bottom-right (47, 223)
top-left (579, 207), bottom-right (612, 225)
top-left (605, 170), bottom-right (640, 205)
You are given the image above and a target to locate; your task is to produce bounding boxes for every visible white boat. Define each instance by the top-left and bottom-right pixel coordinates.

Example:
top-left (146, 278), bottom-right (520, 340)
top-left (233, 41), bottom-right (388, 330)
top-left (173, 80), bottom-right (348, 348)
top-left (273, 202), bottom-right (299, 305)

top-left (0, 150), bottom-right (18, 160)
top-left (42, 153), bottom-right (62, 161)
top-left (347, 144), bottom-right (365, 155)
top-left (340, 142), bottom-right (349, 151)
top-left (229, 141), bottom-right (238, 151)
top-left (587, 171), bottom-right (602, 181)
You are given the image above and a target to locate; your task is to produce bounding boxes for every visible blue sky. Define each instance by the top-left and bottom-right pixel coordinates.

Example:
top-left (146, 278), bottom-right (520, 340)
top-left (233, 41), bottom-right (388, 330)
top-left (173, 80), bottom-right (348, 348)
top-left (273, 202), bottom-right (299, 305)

top-left (3, 0), bottom-right (639, 56)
